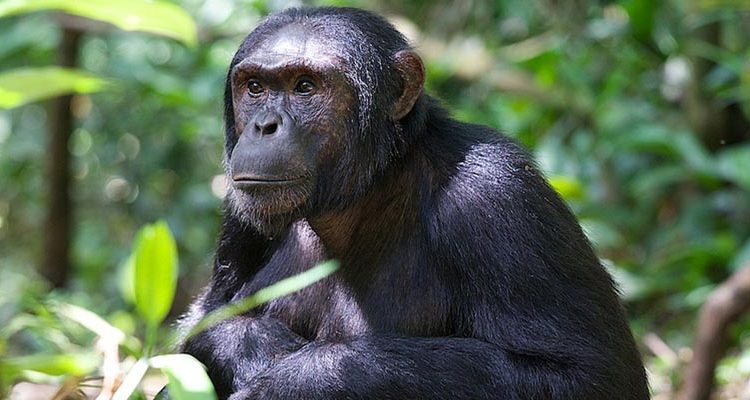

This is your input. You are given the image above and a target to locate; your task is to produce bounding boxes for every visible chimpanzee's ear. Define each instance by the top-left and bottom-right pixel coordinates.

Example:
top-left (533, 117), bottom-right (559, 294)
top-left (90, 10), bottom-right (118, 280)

top-left (390, 50), bottom-right (425, 121)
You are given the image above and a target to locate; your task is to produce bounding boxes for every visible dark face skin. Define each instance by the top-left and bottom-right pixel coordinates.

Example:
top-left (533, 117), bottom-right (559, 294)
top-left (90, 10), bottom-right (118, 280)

top-left (227, 24), bottom-right (355, 230)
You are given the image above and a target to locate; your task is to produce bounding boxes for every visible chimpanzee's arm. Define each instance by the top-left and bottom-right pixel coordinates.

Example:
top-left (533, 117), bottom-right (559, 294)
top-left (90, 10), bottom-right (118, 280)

top-left (227, 336), bottom-right (621, 400)
top-left (179, 213), bottom-right (310, 398)
top-left (181, 315), bottom-right (307, 398)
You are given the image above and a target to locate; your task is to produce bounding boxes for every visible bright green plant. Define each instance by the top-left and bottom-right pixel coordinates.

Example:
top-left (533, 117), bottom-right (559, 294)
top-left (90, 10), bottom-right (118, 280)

top-left (0, 0), bottom-right (197, 109)
top-left (114, 220), bottom-right (215, 400)
top-left (0, 220), bottom-right (339, 399)
top-left (0, 0), bottom-right (197, 45)
top-left (132, 221), bottom-right (178, 354)
top-left (114, 220), bottom-right (339, 399)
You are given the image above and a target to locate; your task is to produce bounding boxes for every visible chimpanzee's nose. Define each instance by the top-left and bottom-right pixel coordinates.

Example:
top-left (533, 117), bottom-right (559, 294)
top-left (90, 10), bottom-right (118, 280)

top-left (253, 112), bottom-right (281, 136)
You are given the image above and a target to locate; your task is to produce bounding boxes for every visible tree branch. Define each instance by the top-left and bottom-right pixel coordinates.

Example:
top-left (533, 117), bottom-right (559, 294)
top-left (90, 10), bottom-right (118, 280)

top-left (677, 262), bottom-right (750, 400)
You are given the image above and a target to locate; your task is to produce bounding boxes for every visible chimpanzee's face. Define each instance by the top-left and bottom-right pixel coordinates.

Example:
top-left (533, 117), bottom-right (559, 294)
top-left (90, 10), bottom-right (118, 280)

top-left (225, 24), bottom-right (356, 233)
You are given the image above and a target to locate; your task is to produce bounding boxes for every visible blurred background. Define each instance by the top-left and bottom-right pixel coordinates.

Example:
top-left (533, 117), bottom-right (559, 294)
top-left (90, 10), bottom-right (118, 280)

top-left (0, 0), bottom-right (749, 398)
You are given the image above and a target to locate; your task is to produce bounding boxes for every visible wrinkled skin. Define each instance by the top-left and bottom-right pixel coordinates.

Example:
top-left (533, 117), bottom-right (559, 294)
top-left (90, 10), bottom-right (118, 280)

top-left (224, 23), bottom-right (357, 235)
top-left (178, 7), bottom-right (650, 400)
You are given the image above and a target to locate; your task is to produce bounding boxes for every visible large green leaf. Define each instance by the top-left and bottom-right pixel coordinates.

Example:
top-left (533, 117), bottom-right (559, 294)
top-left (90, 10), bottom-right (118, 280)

top-left (0, 0), bottom-right (197, 46)
top-left (132, 220), bottom-right (178, 329)
top-left (0, 67), bottom-right (106, 109)
top-left (151, 354), bottom-right (217, 400)
top-left (1, 352), bottom-right (99, 377)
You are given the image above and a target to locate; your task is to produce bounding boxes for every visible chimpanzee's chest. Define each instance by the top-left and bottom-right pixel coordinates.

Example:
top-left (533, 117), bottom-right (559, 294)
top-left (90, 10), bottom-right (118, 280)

top-left (235, 221), bottom-right (453, 340)
top-left (262, 272), bottom-right (452, 341)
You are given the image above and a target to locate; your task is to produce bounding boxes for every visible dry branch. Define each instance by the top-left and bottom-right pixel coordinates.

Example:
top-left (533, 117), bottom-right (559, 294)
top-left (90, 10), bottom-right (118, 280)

top-left (677, 263), bottom-right (750, 400)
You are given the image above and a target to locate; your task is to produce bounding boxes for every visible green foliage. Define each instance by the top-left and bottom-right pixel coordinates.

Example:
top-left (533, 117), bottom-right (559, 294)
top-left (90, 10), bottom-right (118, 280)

top-left (547, 175), bottom-right (585, 200)
top-left (0, 0), bottom-right (749, 398)
top-left (151, 355), bottom-right (217, 400)
top-left (0, 220), bottom-right (338, 398)
top-left (117, 221), bottom-right (215, 399)
top-left (132, 220), bottom-right (178, 339)
top-left (621, 0), bottom-right (656, 40)
top-left (0, 67), bottom-right (107, 109)
top-left (0, 0), bottom-right (198, 111)
top-left (0, 0), bottom-right (197, 46)
top-left (1, 353), bottom-right (99, 378)
top-left (716, 145), bottom-right (750, 192)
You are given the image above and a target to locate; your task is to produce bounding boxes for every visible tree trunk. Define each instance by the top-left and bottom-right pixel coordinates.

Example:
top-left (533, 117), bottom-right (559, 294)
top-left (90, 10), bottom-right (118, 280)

top-left (42, 27), bottom-right (81, 288)
top-left (684, 21), bottom-right (750, 150)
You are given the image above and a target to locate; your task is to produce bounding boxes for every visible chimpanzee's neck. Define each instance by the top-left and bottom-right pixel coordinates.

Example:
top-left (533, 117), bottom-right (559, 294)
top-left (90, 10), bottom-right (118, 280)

top-left (306, 101), bottom-right (449, 261)
top-left (306, 205), bottom-right (361, 259)
top-left (307, 154), bottom-right (427, 261)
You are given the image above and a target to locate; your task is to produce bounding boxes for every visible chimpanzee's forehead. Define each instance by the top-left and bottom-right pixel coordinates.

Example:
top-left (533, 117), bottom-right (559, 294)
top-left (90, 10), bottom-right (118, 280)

top-left (244, 23), bottom-right (343, 68)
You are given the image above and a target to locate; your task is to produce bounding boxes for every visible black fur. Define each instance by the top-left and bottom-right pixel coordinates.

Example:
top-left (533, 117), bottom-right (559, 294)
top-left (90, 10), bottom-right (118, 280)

top-left (180, 7), bottom-right (649, 399)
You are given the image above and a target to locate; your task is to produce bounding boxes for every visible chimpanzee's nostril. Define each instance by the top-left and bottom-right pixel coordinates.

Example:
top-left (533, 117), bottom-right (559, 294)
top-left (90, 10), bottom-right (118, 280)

top-left (254, 122), bottom-right (278, 136)
top-left (264, 123), bottom-right (278, 135)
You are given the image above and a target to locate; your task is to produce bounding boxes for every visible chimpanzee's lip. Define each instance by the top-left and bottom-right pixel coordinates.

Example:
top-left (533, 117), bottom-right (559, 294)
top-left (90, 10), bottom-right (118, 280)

top-left (232, 175), bottom-right (305, 188)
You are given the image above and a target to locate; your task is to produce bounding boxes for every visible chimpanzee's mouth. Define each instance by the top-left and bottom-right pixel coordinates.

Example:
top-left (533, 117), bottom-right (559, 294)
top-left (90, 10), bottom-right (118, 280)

top-left (232, 175), bottom-right (305, 189)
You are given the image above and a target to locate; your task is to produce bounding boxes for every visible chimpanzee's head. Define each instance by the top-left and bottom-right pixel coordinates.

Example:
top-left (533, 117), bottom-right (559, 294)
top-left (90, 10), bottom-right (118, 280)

top-left (223, 7), bottom-right (425, 235)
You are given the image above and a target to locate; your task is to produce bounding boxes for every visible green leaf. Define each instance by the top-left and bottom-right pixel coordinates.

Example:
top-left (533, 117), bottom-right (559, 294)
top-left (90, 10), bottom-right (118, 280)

top-left (696, 0), bottom-right (750, 11)
top-left (54, 303), bottom-right (126, 344)
top-left (151, 354), bottom-right (217, 400)
top-left (630, 165), bottom-right (686, 200)
top-left (186, 260), bottom-right (339, 340)
top-left (133, 220), bottom-right (178, 329)
top-left (716, 145), bottom-right (750, 192)
top-left (580, 219), bottom-right (624, 249)
top-left (119, 253), bottom-right (136, 305)
top-left (0, 67), bottom-right (106, 109)
top-left (621, 0), bottom-right (656, 40)
top-left (548, 175), bottom-right (585, 200)
top-left (731, 238), bottom-right (750, 271)
top-left (614, 126), bottom-right (716, 178)
top-left (1, 353), bottom-right (99, 377)
top-left (0, 0), bottom-right (197, 46)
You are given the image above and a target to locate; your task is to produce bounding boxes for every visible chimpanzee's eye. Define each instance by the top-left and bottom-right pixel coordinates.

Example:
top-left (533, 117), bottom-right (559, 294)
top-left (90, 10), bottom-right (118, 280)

top-left (247, 79), bottom-right (264, 96)
top-left (294, 78), bottom-right (316, 95)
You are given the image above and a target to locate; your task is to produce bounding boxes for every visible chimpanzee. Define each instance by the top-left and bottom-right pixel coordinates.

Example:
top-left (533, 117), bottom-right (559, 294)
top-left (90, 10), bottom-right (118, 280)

top-left (179, 6), bottom-right (650, 400)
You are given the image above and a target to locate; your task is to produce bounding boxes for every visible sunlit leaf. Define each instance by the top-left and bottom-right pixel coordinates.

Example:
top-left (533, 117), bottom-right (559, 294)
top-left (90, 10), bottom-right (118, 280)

top-left (133, 220), bottom-right (178, 329)
top-left (0, 0), bottom-right (197, 46)
top-left (55, 303), bottom-right (126, 344)
top-left (119, 253), bottom-right (136, 305)
top-left (548, 175), bottom-right (585, 200)
top-left (151, 354), bottom-right (217, 400)
top-left (1, 353), bottom-right (99, 377)
top-left (0, 67), bottom-right (106, 109)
